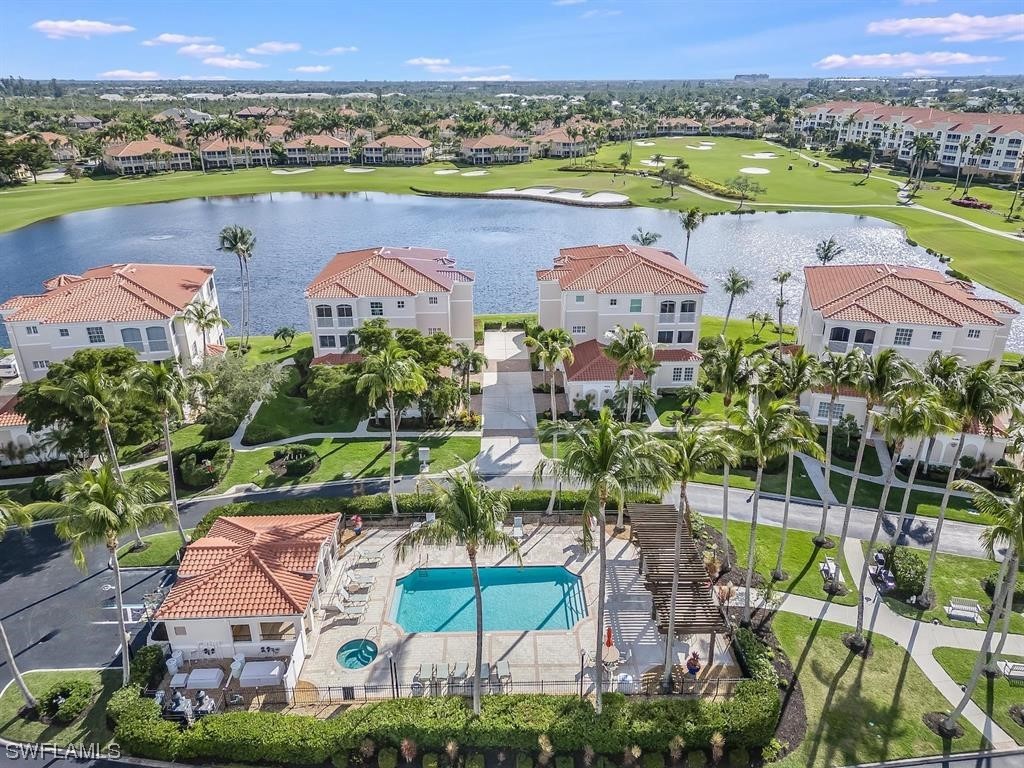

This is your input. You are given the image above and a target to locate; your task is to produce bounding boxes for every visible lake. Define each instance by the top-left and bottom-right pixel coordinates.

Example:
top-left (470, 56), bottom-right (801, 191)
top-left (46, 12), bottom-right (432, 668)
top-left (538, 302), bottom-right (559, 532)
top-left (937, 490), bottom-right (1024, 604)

top-left (1, 191), bottom-right (1020, 351)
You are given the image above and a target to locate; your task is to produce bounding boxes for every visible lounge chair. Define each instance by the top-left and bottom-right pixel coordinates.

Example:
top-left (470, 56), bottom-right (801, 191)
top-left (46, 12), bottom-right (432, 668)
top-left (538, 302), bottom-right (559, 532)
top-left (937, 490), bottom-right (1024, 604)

top-left (512, 516), bottom-right (524, 540)
top-left (425, 512), bottom-right (436, 525)
top-left (479, 662), bottom-right (492, 682)
top-left (343, 568), bottom-right (376, 589)
top-left (337, 587), bottom-right (369, 605)
top-left (356, 549), bottom-right (383, 565)
top-left (416, 663), bottom-right (435, 682)
top-left (335, 602), bottom-right (366, 620)
top-left (449, 661), bottom-right (469, 691)
top-left (496, 660), bottom-right (512, 683)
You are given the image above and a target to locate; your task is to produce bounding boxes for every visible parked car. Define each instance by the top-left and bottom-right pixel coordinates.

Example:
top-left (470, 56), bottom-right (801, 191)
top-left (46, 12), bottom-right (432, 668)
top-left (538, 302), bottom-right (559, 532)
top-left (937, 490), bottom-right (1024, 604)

top-left (0, 354), bottom-right (19, 378)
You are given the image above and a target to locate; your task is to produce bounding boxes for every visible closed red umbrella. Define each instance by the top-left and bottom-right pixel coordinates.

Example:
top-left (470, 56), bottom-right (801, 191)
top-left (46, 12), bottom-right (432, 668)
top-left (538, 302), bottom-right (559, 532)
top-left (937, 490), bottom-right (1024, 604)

top-left (605, 626), bottom-right (613, 648)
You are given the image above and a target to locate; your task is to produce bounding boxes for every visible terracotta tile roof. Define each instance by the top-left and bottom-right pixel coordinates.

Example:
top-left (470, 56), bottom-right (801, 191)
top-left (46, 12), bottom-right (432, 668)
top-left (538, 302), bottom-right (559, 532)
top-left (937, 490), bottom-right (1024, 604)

top-left (155, 514), bottom-right (339, 619)
top-left (658, 117), bottom-right (702, 127)
top-left (10, 132), bottom-right (71, 146)
top-left (537, 244), bottom-right (707, 296)
top-left (532, 128), bottom-right (583, 144)
top-left (311, 352), bottom-right (364, 366)
top-left (564, 339), bottom-right (700, 382)
top-left (106, 138), bottom-right (190, 158)
top-left (711, 116), bottom-right (757, 127)
top-left (199, 137), bottom-right (269, 152)
top-left (800, 101), bottom-right (1024, 136)
top-left (236, 106), bottom-right (281, 117)
top-left (461, 134), bottom-right (528, 150)
top-left (0, 398), bottom-right (27, 428)
top-left (284, 134), bottom-right (350, 150)
top-left (804, 264), bottom-right (1017, 328)
top-left (265, 124), bottom-right (290, 139)
top-left (0, 263), bottom-right (214, 324)
top-left (365, 134), bottom-right (432, 149)
top-left (306, 247), bottom-right (474, 300)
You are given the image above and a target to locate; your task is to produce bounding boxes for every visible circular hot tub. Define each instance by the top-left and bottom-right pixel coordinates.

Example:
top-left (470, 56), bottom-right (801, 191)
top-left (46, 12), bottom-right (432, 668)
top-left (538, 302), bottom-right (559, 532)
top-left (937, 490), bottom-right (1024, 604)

top-left (336, 639), bottom-right (379, 669)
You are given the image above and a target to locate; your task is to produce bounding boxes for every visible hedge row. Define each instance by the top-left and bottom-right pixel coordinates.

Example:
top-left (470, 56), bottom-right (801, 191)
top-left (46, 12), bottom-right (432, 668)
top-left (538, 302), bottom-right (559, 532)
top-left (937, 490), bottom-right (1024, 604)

top-left (178, 440), bottom-right (233, 489)
top-left (685, 175), bottom-right (744, 200)
top-left (113, 687), bottom-right (780, 764)
top-left (192, 491), bottom-right (662, 538)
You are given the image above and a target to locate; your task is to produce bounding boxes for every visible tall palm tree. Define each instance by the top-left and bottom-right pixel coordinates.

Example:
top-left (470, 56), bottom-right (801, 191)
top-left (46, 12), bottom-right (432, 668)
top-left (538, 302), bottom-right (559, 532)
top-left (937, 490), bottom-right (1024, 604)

top-left (949, 136), bottom-right (972, 194)
top-left (451, 343), bottom-right (488, 413)
top-left (183, 299), bottom-right (229, 359)
top-left (909, 134), bottom-right (938, 192)
top-left (524, 329), bottom-right (575, 514)
top-left (813, 351), bottom-right (864, 545)
top-left (921, 361), bottom-right (1015, 603)
top-left (719, 268), bottom-right (753, 333)
top-left (771, 351), bottom-right (825, 579)
top-left (399, 470), bottom-right (519, 714)
top-left (631, 228), bottom-right (661, 247)
top-left (662, 420), bottom-right (738, 688)
top-left (26, 465), bottom-right (171, 685)
top-left (771, 270), bottom-right (792, 361)
top-left (835, 349), bottom-right (918, 555)
top-left (920, 352), bottom-right (963, 474)
top-left (961, 138), bottom-right (993, 198)
top-left (535, 408), bottom-right (673, 713)
top-left (0, 493), bottom-right (38, 710)
top-left (357, 342), bottom-right (428, 516)
top-left (814, 236), bottom-right (845, 266)
top-left (680, 207), bottom-right (705, 266)
top-left (217, 225), bottom-right (256, 350)
top-left (849, 391), bottom-right (950, 649)
top-left (133, 362), bottom-right (208, 546)
top-left (941, 468), bottom-right (1024, 733)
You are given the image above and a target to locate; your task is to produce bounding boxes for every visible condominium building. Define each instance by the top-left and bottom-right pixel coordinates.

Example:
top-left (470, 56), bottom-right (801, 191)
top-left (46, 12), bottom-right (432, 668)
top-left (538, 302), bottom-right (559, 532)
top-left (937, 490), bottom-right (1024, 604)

top-left (0, 263), bottom-right (225, 382)
top-left (361, 135), bottom-right (433, 164)
top-left (537, 244), bottom-right (708, 351)
top-left (305, 246), bottom-right (475, 362)
top-left (70, 114), bottom-right (102, 130)
top-left (793, 101), bottom-right (1024, 178)
top-left (9, 132), bottom-right (77, 162)
top-left (655, 117), bottom-right (703, 136)
top-left (530, 128), bottom-right (590, 158)
top-left (459, 134), bottom-right (530, 164)
top-left (709, 117), bottom-right (760, 137)
top-left (103, 139), bottom-right (193, 174)
top-left (284, 134), bottom-right (350, 165)
top-left (199, 138), bottom-right (274, 169)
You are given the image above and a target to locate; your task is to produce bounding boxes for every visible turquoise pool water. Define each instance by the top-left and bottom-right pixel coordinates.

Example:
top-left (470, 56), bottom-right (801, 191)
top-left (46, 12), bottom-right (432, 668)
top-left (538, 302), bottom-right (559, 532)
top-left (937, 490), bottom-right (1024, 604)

top-left (392, 566), bottom-right (587, 632)
top-left (336, 639), bottom-right (379, 669)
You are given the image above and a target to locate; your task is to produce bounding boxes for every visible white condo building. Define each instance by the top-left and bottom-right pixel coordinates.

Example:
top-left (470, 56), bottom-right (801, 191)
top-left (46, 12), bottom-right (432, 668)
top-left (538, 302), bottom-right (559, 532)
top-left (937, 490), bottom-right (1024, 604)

top-left (0, 263), bottom-right (225, 383)
top-left (305, 246), bottom-right (475, 363)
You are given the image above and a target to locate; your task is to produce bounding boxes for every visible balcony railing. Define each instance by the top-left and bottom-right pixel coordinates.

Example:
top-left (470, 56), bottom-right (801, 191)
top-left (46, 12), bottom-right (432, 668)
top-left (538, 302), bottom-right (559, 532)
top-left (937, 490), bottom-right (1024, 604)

top-left (658, 313), bottom-right (676, 323)
top-left (679, 312), bottom-right (696, 323)
top-left (316, 317), bottom-right (333, 328)
top-left (337, 317), bottom-right (355, 328)
top-left (828, 340), bottom-right (848, 353)
top-left (853, 342), bottom-right (874, 354)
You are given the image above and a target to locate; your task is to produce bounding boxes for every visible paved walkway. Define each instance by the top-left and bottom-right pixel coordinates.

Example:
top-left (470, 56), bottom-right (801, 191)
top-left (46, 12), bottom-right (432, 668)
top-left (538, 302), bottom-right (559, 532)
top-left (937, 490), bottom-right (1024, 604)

top-left (481, 330), bottom-right (538, 438)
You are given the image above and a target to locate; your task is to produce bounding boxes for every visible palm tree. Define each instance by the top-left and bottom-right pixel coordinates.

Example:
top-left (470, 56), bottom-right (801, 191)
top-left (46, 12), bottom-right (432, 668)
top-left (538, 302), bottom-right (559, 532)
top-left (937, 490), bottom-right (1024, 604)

top-left (813, 351), bottom-right (865, 545)
top-left (662, 420), bottom-right (738, 688)
top-left (133, 362), bottom-right (207, 546)
top-left (771, 351), bottom-right (825, 579)
top-left (920, 352), bottom-right (963, 475)
top-left (835, 349), bottom-right (918, 555)
top-left (357, 342), bottom-right (428, 516)
top-left (0, 493), bottom-right (38, 710)
top-left (535, 408), bottom-right (673, 713)
top-left (961, 138), bottom-right (993, 198)
top-left (26, 465), bottom-right (171, 685)
top-left (618, 151), bottom-right (630, 173)
top-left (680, 207), bottom-right (706, 266)
top-left (398, 470), bottom-right (519, 714)
top-left (921, 361), bottom-right (1015, 603)
top-left (183, 299), bottom-right (229, 359)
top-left (814, 236), bottom-right (845, 266)
top-left (719, 268), bottom-right (753, 333)
top-left (771, 270), bottom-right (791, 360)
top-left (949, 136), bottom-right (972, 194)
top-left (451, 343), bottom-right (488, 413)
top-left (523, 329), bottom-right (574, 514)
top-left (631, 228), bottom-right (661, 247)
top-left (909, 134), bottom-right (938, 192)
top-left (217, 225), bottom-right (256, 350)
top-left (941, 468), bottom-right (1024, 733)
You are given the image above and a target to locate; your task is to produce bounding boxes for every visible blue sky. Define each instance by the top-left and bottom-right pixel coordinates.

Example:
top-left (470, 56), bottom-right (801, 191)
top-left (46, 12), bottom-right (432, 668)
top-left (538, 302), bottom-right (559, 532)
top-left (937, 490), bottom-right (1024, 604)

top-left (2, 0), bottom-right (1022, 82)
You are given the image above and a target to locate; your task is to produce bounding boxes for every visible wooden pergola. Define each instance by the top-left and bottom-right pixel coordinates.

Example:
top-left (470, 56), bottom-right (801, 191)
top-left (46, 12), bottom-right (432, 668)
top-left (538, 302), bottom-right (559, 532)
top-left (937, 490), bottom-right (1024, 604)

top-left (627, 504), bottom-right (731, 667)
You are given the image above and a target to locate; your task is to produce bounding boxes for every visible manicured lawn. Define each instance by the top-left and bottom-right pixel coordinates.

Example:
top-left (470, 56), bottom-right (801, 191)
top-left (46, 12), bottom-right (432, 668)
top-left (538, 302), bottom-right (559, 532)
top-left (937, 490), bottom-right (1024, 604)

top-left (117, 529), bottom-right (190, 567)
top-left (830, 472), bottom-right (976, 524)
top-left (861, 541), bottom-right (1024, 634)
top-left (229, 333), bottom-right (313, 366)
top-left (698, 314), bottom-right (796, 352)
top-left (119, 422), bottom-right (206, 463)
top-left (871, 170), bottom-right (1021, 233)
top-left (475, 313), bottom-right (537, 332)
top-left (705, 518), bottom-right (857, 605)
top-left (819, 438), bottom-right (883, 477)
top-left (694, 459), bottom-right (821, 501)
top-left (655, 391), bottom-right (728, 426)
top-left (932, 648), bottom-right (1024, 746)
top-left (214, 436), bottom-right (480, 492)
top-left (773, 613), bottom-right (985, 767)
top-left (0, 669), bottom-right (118, 748)
top-left (243, 367), bottom-right (359, 444)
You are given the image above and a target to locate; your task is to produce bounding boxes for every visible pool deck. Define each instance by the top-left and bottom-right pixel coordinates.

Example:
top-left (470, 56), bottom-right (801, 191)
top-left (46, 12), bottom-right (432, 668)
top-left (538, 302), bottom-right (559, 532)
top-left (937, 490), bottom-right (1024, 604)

top-left (300, 523), bottom-right (739, 695)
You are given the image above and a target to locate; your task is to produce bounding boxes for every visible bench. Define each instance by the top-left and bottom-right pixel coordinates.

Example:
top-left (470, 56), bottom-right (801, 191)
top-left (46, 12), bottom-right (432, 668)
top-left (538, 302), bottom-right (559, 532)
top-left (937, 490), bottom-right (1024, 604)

top-left (819, 557), bottom-right (845, 586)
top-left (945, 597), bottom-right (982, 624)
top-left (1001, 661), bottom-right (1024, 683)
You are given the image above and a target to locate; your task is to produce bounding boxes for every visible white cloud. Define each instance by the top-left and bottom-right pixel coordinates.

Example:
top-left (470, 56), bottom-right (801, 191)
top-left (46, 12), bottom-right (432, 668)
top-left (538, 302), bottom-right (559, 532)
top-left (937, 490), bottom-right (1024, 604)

top-left (901, 68), bottom-right (946, 76)
top-left (460, 74), bottom-right (517, 81)
top-left (553, 0), bottom-right (586, 5)
top-left (815, 51), bottom-right (1003, 70)
top-left (581, 9), bottom-right (621, 18)
top-left (100, 69), bottom-right (161, 80)
top-left (320, 46), bottom-right (359, 55)
top-left (901, 0), bottom-right (938, 5)
top-left (246, 41), bottom-right (301, 55)
top-left (202, 56), bottom-right (267, 69)
top-left (177, 43), bottom-right (224, 56)
top-left (406, 57), bottom-right (451, 67)
top-left (32, 19), bottom-right (135, 39)
top-left (406, 57), bottom-right (510, 75)
top-left (175, 74), bottom-right (230, 81)
top-left (291, 65), bottom-right (331, 73)
top-left (867, 13), bottom-right (1024, 42)
top-left (142, 32), bottom-right (212, 46)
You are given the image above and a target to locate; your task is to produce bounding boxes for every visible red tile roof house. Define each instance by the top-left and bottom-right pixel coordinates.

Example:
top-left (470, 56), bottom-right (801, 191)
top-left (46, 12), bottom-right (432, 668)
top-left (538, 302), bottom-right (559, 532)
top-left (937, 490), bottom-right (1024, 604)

top-left (459, 134), bottom-right (530, 165)
top-left (102, 138), bottom-right (193, 175)
top-left (305, 246), bottom-right (475, 362)
top-left (360, 135), bottom-right (433, 164)
top-left (152, 514), bottom-right (341, 690)
top-left (284, 134), bottom-right (351, 166)
top-left (797, 263), bottom-right (1018, 468)
top-left (708, 116), bottom-right (760, 137)
top-left (199, 137), bottom-right (274, 169)
top-left (0, 263), bottom-right (226, 383)
top-left (655, 117), bottom-right (703, 137)
top-left (0, 396), bottom-right (47, 467)
top-left (9, 131), bottom-right (78, 162)
top-left (529, 128), bottom-right (591, 159)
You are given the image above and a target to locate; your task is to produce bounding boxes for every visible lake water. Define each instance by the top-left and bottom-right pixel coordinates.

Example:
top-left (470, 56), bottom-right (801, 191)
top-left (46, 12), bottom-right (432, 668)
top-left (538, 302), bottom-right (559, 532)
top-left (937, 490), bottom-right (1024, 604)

top-left (1, 191), bottom-right (1020, 350)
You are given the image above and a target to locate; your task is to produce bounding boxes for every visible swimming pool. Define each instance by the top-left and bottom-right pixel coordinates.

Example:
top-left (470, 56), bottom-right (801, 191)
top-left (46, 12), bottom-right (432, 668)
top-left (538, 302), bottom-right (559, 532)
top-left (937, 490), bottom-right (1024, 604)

top-left (392, 566), bottom-right (587, 632)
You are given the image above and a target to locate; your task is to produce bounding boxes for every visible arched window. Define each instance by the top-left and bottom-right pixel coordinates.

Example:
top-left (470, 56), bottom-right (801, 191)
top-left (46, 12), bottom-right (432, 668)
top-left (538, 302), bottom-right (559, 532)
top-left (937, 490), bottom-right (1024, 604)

top-left (316, 304), bottom-right (333, 327)
top-left (854, 329), bottom-right (875, 351)
top-left (659, 300), bottom-right (676, 315)
top-left (679, 300), bottom-right (697, 321)
top-left (120, 328), bottom-right (144, 354)
top-left (146, 326), bottom-right (169, 353)
top-left (828, 327), bottom-right (849, 352)
top-left (336, 304), bottom-right (354, 327)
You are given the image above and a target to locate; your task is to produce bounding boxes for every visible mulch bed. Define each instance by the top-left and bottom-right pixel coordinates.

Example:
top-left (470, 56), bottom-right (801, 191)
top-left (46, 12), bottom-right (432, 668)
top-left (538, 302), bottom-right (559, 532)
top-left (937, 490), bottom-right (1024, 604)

top-left (1009, 704), bottom-right (1024, 728)
top-left (748, 609), bottom-right (807, 761)
top-left (923, 711), bottom-right (965, 740)
top-left (841, 632), bottom-right (874, 659)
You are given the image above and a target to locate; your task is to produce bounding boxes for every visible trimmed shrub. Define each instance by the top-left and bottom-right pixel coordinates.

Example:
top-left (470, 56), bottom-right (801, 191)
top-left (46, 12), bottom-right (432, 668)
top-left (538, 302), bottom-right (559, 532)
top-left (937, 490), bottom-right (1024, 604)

top-left (878, 545), bottom-right (926, 596)
top-left (107, 686), bottom-right (146, 727)
top-left (243, 423), bottom-right (289, 445)
top-left (178, 440), bottom-right (233, 489)
top-left (129, 645), bottom-right (167, 690)
top-left (178, 711), bottom-right (340, 765)
top-left (273, 444), bottom-right (320, 477)
top-left (483, 321), bottom-right (503, 330)
top-left (379, 748), bottom-right (399, 768)
top-left (733, 629), bottom-right (778, 685)
top-left (41, 677), bottom-right (96, 724)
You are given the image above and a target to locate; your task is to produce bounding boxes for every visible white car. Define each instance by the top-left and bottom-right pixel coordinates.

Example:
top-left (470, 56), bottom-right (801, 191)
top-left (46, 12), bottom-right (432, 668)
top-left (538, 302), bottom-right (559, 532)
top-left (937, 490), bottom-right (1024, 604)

top-left (0, 354), bottom-right (19, 379)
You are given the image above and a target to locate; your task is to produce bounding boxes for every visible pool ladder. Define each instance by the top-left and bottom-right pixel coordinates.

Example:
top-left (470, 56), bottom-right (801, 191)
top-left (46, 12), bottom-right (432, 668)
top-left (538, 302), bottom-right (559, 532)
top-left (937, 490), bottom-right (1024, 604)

top-left (363, 625), bottom-right (380, 642)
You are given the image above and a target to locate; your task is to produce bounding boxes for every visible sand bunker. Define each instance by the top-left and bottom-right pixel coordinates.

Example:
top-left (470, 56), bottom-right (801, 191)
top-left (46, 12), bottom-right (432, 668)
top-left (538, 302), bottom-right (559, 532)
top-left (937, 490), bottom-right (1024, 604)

top-left (634, 141), bottom-right (655, 146)
top-left (487, 187), bottom-right (629, 205)
top-left (640, 160), bottom-right (665, 167)
top-left (685, 145), bottom-right (713, 151)
top-left (662, 155), bottom-right (680, 160)
top-left (700, 141), bottom-right (715, 145)
top-left (461, 170), bottom-right (489, 176)
top-left (344, 167), bottom-right (376, 173)
top-left (271, 168), bottom-right (315, 175)
top-left (739, 167), bottom-right (770, 175)
top-left (741, 152), bottom-right (779, 160)
top-left (433, 169), bottom-right (459, 175)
